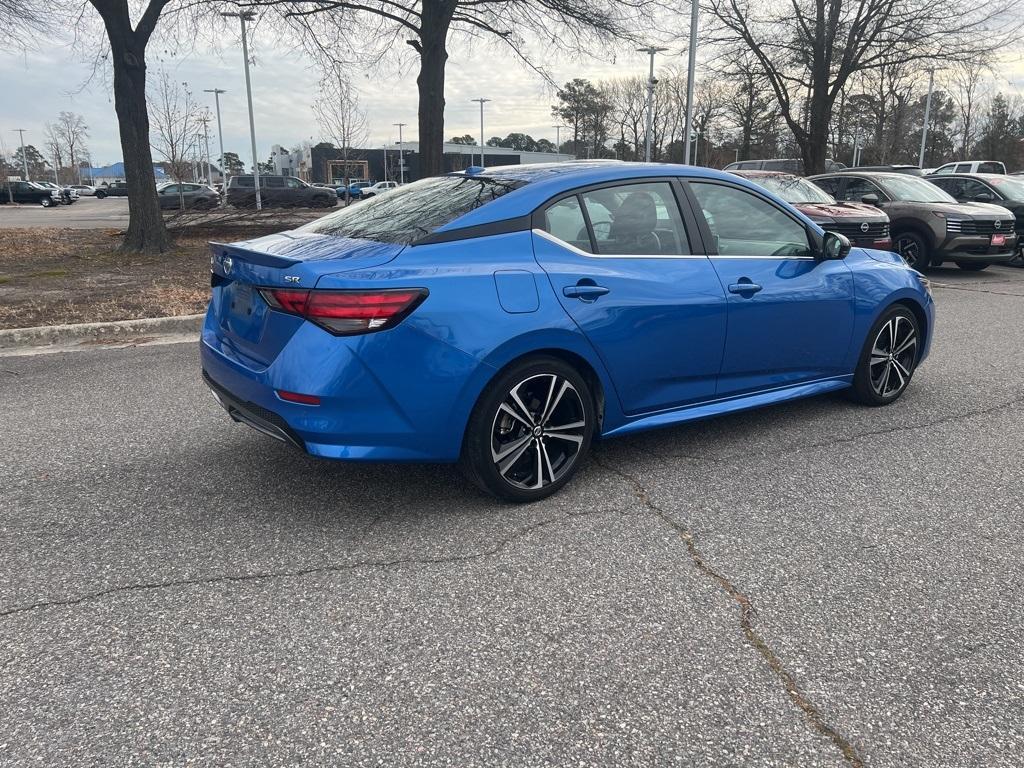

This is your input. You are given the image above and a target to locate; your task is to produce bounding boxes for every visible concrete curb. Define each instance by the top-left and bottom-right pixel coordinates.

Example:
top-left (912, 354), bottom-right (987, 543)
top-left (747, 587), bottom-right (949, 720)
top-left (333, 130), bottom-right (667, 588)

top-left (0, 314), bottom-right (204, 351)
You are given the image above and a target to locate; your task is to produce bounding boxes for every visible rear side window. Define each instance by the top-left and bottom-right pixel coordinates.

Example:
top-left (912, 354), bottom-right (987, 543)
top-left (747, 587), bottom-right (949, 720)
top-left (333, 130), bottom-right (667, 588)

top-left (543, 197), bottom-right (593, 252)
top-left (581, 182), bottom-right (690, 255)
top-left (978, 162), bottom-right (1004, 174)
top-left (301, 175), bottom-right (527, 245)
top-left (232, 177), bottom-right (254, 188)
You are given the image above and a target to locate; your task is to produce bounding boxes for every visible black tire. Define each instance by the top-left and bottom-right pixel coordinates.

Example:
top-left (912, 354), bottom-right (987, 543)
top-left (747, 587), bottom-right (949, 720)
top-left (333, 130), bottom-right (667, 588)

top-left (893, 231), bottom-right (930, 271)
top-left (94, 190), bottom-right (106, 199)
top-left (955, 262), bottom-right (988, 271)
top-left (40, 197), bottom-right (53, 208)
top-left (461, 356), bottom-right (595, 502)
top-left (848, 304), bottom-right (921, 406)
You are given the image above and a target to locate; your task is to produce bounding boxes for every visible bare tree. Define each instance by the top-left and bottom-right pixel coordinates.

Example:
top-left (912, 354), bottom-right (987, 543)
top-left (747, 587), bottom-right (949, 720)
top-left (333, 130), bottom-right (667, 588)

top-left (250, 0), bottom-right (673, 176)
top-left (42, 123), bottom-right (64, 184)
top-left (50, 112), bottom-right (90, 185)
top-left (148, 68), bottom-right (204, 208)
top-left (707, 0), bottom-right (1023, 174)
top-left (314, 66), bottom-right (369, 205)
top-left (946, 60), bottom-right (991, 157)
top-left (0, 0), bottom-right (59, 49)
top-left (721, 50), bottom-right (780, 162)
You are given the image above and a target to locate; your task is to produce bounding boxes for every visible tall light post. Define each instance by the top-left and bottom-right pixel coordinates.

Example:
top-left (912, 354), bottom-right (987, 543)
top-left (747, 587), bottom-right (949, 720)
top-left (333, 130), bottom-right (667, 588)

top-left (393, 122), bottom-right (407, 184)
top-left (683, 0), bottom-right (699, 165)
top-left (221, 10), bottom-right (261, 210)
top-left (204, 87), bottom-right (227, 204)
top-left (637, 46), bottom-right (668, 162)
top-left (918, 67), bottom-right (935, 168)
top-left (199, 112), bottom-right (213, 185)
top-left (471, 98), bottom-right (490, 167)
top-left (552, 125), bottom-right (564, 157)
top-left (12, 129), bottom-right (28, 179)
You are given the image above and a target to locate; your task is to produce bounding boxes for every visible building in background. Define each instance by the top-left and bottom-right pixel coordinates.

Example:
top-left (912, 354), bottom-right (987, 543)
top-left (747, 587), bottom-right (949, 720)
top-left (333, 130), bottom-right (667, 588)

top-left (307, 142), bottom-right (575, 185)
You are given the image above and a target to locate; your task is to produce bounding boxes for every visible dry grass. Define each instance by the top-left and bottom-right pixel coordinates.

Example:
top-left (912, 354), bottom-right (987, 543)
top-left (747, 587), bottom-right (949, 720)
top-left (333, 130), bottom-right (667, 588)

top-left (0, 220), bottom-right (301, 329)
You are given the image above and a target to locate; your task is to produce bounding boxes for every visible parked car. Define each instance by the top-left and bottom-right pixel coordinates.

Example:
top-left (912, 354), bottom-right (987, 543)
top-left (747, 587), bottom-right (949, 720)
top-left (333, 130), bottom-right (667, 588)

top-left (156, 182), bottom-right (221, 210)
top-left (99, 182), bottom-right (129, 198)
top-left (201, 161), bottom-right (934, 501)
top-left (0, 180), bottom-right (62, 207)
top-left (723, 158), bottom-right (846, 175)
top-left (850, 165), bottom-right (924, 176)
top-left (811, 170), bottom-right (1018, 271)
top-left (69, 184), bottom-right (98, 196)
top-left (927, 173), bottom-right (1024, 266)
top-left (226, 175), bottom-right (337, 209)
top-left (931, 160), bottom-right (1006, 175)
top-left (36, 181), bottom-right (76, 204)
top-left (338, 180), bottom-right (374, 200)
top-left (730, 170), bottom-right (891, 250)
top-left (359, 180), bottom-right (400, 198)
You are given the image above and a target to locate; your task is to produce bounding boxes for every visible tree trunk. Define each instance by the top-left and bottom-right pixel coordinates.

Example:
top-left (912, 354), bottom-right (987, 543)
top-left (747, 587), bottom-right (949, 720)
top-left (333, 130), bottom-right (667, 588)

top-left (414, 0), bottom-right (454, 178)
top-left (96, 2), bottom-right (171, 254)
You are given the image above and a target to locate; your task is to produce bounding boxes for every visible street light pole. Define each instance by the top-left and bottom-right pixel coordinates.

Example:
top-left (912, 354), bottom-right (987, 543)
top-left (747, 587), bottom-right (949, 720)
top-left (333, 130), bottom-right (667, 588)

top-left (637, 46), bottom-right (668, 162)
top-left (918, 67), bottom-right (935, 168)
top-left (393, 122), bottom-right (407, 184)
top-left (552, 125), bottom-right (564, 157)
top-left (204, 88), bottom-right (227, 204)
top-left (683, 0), bottom-right (699, 165)
top-left (222, 11), bottom-right (261, 210)
top-left (13, 129), bottom-right (29, 179)
top-left (471, 98), bottom-right (490, 167)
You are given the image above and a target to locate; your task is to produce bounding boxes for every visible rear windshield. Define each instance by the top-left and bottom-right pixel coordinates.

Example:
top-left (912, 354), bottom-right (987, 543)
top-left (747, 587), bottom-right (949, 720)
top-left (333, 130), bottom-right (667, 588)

top-left (300, 175), bottom-right (527, 245)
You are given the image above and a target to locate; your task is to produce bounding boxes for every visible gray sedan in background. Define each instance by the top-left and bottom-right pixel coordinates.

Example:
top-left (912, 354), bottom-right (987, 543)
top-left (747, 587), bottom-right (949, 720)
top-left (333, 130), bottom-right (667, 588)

top-left (157, 182), bottom-right (221, 210)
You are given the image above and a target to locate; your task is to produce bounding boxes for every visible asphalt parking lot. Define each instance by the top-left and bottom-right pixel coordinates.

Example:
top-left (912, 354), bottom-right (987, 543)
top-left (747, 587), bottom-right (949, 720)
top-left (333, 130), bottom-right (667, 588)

top-left (1, 265), bottom-right (1022, 766)
top-left (0, 196), bottom-right (333, 228)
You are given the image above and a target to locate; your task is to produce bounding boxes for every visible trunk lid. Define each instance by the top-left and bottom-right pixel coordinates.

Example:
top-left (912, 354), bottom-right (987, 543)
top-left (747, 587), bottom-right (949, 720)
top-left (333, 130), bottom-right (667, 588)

top-left (209, 231), bottom-right (404, 367)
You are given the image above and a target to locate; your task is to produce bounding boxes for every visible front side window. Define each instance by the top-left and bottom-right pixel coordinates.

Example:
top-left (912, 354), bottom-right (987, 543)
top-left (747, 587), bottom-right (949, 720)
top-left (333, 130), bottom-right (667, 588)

top-left (690, 182), bottom-right (811, 258)
top-left (933, 164), bottom-right (954, 175)
top-left (285, 177), bottom-right (304, 189)
top-left (301, 174), bottom-right (527, 245)
top-left (580, 182), bottom-right (690, 255)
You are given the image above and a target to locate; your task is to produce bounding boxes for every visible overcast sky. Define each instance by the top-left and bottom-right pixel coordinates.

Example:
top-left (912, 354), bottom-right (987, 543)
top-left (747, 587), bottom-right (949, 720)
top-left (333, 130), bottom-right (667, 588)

top-left (2, 21), bottom-right (1022, 168)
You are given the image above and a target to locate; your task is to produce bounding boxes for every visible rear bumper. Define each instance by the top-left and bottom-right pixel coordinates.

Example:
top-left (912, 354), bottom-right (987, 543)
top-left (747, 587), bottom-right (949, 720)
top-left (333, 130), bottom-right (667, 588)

top-left (199, 306), bottom-right (480, 462)
top-left (203, 371), bottom-right (305, 450)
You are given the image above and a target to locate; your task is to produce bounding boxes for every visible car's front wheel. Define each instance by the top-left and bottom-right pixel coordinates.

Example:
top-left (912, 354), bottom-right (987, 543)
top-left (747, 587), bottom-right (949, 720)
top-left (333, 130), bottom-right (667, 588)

top-left (95, 190), bottom-right (106, 199)
top-left (462, 357), bottom-right (595, 502)
top-left (893, 231), bottom-right (930, 270)
top-left (849, 305), bottom-right (921, 406)
top-left (40, 197), bottom-right (53, 207)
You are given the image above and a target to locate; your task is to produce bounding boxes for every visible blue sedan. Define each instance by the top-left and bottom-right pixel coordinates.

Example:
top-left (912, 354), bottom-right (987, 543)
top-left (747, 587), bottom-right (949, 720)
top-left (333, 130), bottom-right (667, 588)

top-left (202, 162), bottom-right (934, 501)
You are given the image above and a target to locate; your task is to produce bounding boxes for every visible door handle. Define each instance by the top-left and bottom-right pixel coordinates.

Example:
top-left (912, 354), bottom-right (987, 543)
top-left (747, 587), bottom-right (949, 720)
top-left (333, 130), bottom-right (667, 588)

top-left (563, 284), bottom-right (610, 301)
top-left (728, 280), bottom-right (762, 295)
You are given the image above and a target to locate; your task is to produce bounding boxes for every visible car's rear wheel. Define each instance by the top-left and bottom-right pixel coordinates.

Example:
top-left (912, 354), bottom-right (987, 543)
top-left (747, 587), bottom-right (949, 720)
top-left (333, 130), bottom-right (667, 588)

top-left (461, 357), bottom-right (594, 502)
top-left (955, 262), bottom-right (988, 271)
top-left (94, 190), bottom-right (106, 199)
top-left (893, 231), bottom-right (930, 270)
top-left (849, 305), bottom-right (921, 406)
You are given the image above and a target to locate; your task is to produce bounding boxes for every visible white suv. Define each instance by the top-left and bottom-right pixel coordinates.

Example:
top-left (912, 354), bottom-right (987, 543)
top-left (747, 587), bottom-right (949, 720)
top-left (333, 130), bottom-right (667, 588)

top-left (931, 160), bottom-right (1006, 175)
top-left (360, 181), bottom-right (399, 198)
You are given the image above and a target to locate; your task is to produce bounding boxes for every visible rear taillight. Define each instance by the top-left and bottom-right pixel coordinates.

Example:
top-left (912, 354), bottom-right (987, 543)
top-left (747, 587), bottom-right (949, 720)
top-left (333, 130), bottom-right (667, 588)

top-left (259, 288), bottom-right (428, 335)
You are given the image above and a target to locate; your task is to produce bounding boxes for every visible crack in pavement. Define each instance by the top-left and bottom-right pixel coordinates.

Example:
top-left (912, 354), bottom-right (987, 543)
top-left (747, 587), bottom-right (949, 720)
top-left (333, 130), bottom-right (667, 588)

top-left (652, 391), bottom-right (1024, 464)
top-left (592, 453), bottom-right (866, 768)
top-left (933, 282), bottom-right (1024, 298)
top-left (0, 507), bottom-right (613, 620)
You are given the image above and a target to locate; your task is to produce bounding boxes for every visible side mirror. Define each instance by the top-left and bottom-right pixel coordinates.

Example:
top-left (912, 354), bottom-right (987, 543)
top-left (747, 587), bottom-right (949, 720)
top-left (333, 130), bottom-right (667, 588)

top-left (821, 231), bottom-right (852, 260)
top-left (973, 192), bottom-right (994, 203)
top-left (861, 193), bottom-right (880, 205)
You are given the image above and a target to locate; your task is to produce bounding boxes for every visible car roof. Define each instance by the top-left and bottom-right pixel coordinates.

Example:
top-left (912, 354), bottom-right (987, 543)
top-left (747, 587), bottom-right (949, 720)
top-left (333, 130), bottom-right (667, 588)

top-left (929, 172), bottom-right (1006, 179)
top-left (435, 160), bottom-right (801, 231)
top-left (810, 170), bottom-right (912, 181)
top-left (728, 170), bottom-right (794, 179)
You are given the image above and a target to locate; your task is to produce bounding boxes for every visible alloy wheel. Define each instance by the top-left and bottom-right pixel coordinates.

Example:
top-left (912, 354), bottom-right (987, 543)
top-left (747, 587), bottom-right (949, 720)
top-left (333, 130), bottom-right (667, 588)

top-left (490, 373), bottom-right (586, 490)
top-left (894, 236), bottom-right (922, 268)
top-left (869, 315), bottom-right (918, 397)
